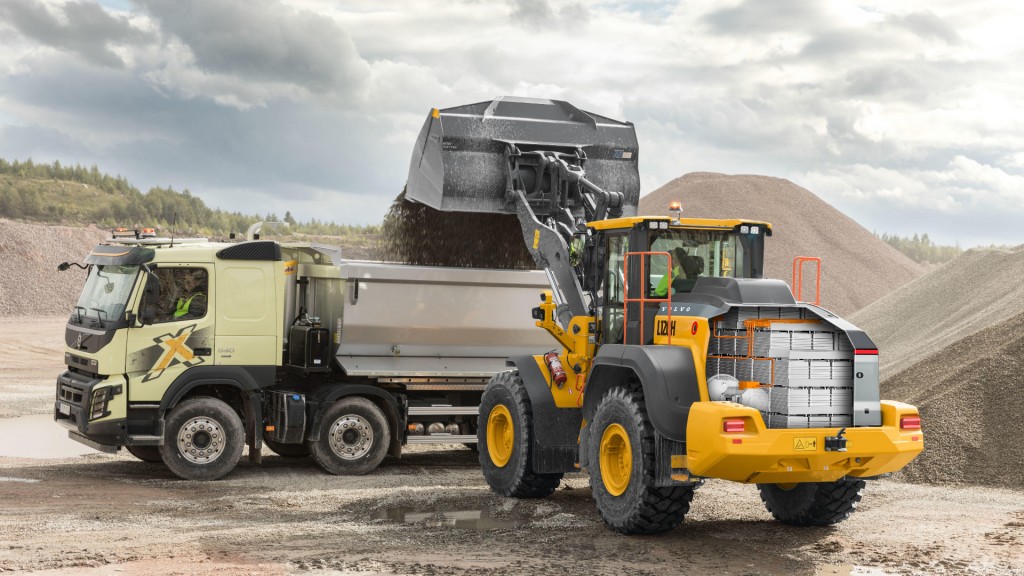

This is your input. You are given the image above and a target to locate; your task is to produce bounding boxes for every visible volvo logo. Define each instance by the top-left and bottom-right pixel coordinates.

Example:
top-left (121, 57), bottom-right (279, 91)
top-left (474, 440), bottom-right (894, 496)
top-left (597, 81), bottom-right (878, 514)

top-left (75, 334), bottom-right (83, 349)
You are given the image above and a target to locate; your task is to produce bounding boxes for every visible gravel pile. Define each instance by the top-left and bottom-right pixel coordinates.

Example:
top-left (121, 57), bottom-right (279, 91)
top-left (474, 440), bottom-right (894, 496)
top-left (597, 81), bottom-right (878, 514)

top-left (640, 173), bottom-right (925, 316)
top-left (379, 190), bottom-right (535, 269)
top-left (848, 245), bottom-right (1024, 489)
top-left (0, 219), bottom-right (107, 316)
top-left (850, 245), bottom-right (1024, 379)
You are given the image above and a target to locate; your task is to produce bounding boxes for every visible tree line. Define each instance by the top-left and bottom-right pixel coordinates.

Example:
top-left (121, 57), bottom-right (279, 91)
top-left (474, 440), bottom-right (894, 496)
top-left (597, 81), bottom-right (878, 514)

top-left (876, 232), bottom-right (962, 264)
top-left (0, 157), bottom-right (380, 237)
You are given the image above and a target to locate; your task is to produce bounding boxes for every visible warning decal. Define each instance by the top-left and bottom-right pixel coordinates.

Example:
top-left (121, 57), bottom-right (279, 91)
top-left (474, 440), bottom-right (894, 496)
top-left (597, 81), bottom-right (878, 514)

top-left (793, 437), bottom-right (818, 452)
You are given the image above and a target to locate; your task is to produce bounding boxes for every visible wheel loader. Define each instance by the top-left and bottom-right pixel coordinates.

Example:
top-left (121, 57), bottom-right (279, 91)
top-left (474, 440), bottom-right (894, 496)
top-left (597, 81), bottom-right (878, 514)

top-left (405, 96), bottom-right (924, 534)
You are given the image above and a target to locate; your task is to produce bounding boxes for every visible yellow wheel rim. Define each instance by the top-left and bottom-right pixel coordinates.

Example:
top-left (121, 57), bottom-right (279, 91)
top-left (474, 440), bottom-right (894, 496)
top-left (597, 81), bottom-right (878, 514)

top-left (600, 423), bottom-right (632, 496)
top-left (775, 483), bottom-right (798, 491)
top-left (487, 404), bottom-right (514, 468)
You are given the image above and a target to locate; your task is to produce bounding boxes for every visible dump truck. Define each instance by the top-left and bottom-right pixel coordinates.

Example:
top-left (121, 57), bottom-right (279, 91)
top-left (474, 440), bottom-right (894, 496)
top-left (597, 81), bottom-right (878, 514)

top-left (405, 96), bottom-right (924, 534)
top-left (54, 236), bottom-right (551, 480)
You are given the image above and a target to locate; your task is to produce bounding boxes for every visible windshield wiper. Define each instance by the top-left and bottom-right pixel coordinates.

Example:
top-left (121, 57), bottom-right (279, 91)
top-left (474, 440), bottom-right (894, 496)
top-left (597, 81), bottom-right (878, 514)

top-left (72, 306), bottom-right (86, 324)
top-left (90, 308), bottom-right (108, 329)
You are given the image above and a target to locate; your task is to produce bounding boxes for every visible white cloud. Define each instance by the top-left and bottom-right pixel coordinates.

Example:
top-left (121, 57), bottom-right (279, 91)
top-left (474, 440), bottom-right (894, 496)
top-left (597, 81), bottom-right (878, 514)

top-left (0, 0), bottom-right (1023, 246)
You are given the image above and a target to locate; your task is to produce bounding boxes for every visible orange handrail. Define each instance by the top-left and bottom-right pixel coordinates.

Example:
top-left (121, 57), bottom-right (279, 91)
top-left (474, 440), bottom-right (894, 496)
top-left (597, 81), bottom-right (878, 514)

top-left (792, 256), bottom-right (822, 306)
top-left (623, 251), bottom-right (672, 346)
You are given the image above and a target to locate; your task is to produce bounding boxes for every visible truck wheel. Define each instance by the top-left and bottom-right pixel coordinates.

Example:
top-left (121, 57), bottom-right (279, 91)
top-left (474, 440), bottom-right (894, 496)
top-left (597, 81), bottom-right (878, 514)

top-left (308, 397), bottom-right (389, 475)
top-left (125, 445), bottom-right (163, 463)
top-left (757, 479), bottom-right (866, 526)
top-left (588, 386), bottom-right (695, 535)
top-left (477, 370), bottom-right (562, 498)
top-left (263, 435), bottom-right (310, 458)
top-left (159, 397), bottom-right (245, 481)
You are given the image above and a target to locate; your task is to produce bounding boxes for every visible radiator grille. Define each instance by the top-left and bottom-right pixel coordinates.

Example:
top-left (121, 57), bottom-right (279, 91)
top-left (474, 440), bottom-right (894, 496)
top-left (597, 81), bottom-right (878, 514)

top-left (707, 306), bottom-right (854, 429)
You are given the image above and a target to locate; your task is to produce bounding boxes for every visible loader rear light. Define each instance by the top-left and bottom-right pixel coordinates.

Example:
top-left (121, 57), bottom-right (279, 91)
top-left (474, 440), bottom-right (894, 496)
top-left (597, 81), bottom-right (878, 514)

top-left (722, 419), bottom-right (745, 433)
top-left (900, 416), bottom-right (921, 430)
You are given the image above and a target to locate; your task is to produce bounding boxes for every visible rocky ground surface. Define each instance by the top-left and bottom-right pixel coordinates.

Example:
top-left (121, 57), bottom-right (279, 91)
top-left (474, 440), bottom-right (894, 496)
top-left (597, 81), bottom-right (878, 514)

top-left (1, 318), bottom-right (1022, 575)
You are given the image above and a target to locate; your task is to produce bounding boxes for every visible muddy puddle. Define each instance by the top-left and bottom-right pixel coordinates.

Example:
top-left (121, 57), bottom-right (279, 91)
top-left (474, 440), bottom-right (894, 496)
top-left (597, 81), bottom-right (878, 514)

top-left (814, 566), bottom-right (893, 575)
top-left (373, 507), bottom-right (522, 529)
top-left (0, 414), bottom-right (97, 458)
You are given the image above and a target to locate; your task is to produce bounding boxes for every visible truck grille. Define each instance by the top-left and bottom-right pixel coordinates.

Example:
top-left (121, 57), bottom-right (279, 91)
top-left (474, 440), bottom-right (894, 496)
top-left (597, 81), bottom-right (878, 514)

top-left (60, 382), bottom-right (86, 405)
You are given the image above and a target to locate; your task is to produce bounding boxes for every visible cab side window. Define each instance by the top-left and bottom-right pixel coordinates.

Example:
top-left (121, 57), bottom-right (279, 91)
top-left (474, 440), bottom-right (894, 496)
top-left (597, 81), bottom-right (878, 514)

top-left (150, 268), bottom-right (208, 324)
top-left (604, 234), bottom-right (628, 344)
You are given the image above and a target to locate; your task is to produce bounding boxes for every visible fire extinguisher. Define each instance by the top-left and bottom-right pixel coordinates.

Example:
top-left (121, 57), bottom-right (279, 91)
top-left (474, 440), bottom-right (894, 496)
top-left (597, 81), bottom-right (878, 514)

top-left (544, 352), bottom-right (568, 387)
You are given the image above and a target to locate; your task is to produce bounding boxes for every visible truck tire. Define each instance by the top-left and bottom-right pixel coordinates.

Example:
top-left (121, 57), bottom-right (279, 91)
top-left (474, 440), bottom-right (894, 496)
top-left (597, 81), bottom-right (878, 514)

top-left (125, 445), bottom-right (163, 463)
top-left (263, 435), bottom-right (310, 458)
top-left (477, 370), bottom-right (562, 498)
top-left (159, 397), bottom-right (245, 481)
top-left (757, 479), bottom-right (866, 527)
top-left (308, 397), bottom-right (389, 475)
top-left (588, 386), bottom-right (694, 535)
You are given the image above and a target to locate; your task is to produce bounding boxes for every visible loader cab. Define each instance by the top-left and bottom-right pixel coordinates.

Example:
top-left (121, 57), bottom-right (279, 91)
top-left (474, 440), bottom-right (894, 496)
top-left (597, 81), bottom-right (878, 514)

top-left (591, 217), bottom-right (771, 345)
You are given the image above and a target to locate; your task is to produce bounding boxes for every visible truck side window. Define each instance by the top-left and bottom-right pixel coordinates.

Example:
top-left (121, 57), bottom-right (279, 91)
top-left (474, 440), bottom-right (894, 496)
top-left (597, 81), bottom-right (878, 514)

top-left (150, 268), bottom-right (209, 324)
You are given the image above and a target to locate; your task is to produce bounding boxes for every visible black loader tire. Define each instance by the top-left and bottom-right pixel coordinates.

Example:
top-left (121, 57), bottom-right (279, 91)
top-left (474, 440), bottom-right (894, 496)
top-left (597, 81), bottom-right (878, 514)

top-left (159, 397), bottom-right (245, 481)
top-left (757, 479), bottom-right (867, 526)
top-left (588, 385), bottom-right (695, 535)
top-left (263, 435), bottom-right (310, 458)
top-left (125, 445), bottom-right (163, 463)
top-left (477, 370), bottom-right (562, 498)
top-left (308, 397), bottom-right (389, 475)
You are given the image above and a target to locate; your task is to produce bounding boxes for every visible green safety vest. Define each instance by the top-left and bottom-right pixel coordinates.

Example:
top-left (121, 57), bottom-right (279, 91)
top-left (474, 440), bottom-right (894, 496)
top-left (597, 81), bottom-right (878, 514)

top-left (174, 294), bottom-right (201, 318)
top-left (654, 266), bottom-right (680, 297)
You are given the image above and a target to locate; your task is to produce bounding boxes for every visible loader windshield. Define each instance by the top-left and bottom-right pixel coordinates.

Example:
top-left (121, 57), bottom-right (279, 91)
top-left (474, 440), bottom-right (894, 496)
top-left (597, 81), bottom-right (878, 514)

top-left (70, 265), bottom-right (139, 328)
top-left (649, 229), bottom-right (751, 293)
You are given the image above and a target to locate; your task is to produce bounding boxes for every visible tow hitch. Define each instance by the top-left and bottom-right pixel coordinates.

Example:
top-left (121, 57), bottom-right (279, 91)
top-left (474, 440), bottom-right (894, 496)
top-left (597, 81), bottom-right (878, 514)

top-left (825, 428), bottom-right (848, 452)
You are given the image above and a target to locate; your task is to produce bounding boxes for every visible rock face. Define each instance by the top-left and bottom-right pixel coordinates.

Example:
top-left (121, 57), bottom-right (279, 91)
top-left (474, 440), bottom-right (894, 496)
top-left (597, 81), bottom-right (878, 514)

top-left (640, 172), bottom-right (925, 316)
top-left (0, 219), bottom-right (107, 317)
top-left (849, 246), bottom-right (1024, 489)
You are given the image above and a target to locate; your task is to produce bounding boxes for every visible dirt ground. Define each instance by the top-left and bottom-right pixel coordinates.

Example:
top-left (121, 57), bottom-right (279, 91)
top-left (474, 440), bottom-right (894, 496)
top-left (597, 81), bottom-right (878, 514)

top-left (1, 318), bottom-right (1022, 576)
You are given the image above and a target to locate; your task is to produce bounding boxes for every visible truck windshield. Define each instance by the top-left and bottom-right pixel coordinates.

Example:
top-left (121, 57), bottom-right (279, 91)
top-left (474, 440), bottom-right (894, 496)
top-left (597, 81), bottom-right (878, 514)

top-left (72, 265), bottom-right (139, 327)
top-left (648, 229), bottom-right (749, 295)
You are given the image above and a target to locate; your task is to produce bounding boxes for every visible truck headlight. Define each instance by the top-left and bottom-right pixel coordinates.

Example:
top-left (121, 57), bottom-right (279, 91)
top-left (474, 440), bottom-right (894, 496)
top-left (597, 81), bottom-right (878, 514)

top-left (89, 385), bottom-right (121, 420)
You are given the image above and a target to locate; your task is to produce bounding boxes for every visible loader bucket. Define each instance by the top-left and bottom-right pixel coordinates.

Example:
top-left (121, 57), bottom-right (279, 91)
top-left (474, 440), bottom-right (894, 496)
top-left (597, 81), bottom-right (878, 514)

top-left (406, 96), bottom-right (641, 216)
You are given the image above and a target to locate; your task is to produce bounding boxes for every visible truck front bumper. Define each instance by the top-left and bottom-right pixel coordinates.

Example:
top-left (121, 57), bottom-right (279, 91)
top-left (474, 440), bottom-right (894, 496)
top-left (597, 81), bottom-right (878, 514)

top-left (685, 400), bottom-right (923, 484)
top-left (54, 370), bottom-right (127, 451)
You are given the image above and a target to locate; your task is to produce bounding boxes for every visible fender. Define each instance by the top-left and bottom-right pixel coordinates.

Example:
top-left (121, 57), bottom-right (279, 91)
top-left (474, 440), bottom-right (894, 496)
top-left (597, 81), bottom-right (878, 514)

top-left (506, 355), bottom-right (581, 473)
top-left (305, 384), bottom-right (404, 457)
top-left (160, 365), bottom-right (273, 411)
top-left (583, 344), bottom-right (701, 443)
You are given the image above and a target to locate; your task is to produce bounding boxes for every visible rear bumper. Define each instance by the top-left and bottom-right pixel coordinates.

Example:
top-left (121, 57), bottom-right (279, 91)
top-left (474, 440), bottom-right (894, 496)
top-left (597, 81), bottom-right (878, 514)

top-left (685, 400), bottom-right (923, 484)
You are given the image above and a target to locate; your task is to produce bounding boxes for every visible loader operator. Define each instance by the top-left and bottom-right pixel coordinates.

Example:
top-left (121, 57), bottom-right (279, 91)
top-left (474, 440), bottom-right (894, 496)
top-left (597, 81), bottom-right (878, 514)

top-left (654, 247), bottom-right (688, 297)
top-left (654, 248), bottom-right (705, 297)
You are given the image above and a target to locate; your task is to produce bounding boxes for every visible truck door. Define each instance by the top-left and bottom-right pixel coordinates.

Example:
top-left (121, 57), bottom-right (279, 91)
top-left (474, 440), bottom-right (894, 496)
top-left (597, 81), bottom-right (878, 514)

top-left (125, 265), bottom-right (216, 402)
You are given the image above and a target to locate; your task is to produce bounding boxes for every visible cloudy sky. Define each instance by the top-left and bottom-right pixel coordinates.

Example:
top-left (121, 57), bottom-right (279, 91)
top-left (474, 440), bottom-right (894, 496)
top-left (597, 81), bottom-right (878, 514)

top-left (1, 0), bottom-right (1022, 246)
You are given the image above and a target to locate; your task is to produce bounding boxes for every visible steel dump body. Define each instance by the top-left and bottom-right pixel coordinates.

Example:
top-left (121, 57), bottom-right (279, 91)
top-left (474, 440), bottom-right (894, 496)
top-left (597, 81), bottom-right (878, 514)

top-left (296, 260), bottom-right (552, 377)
